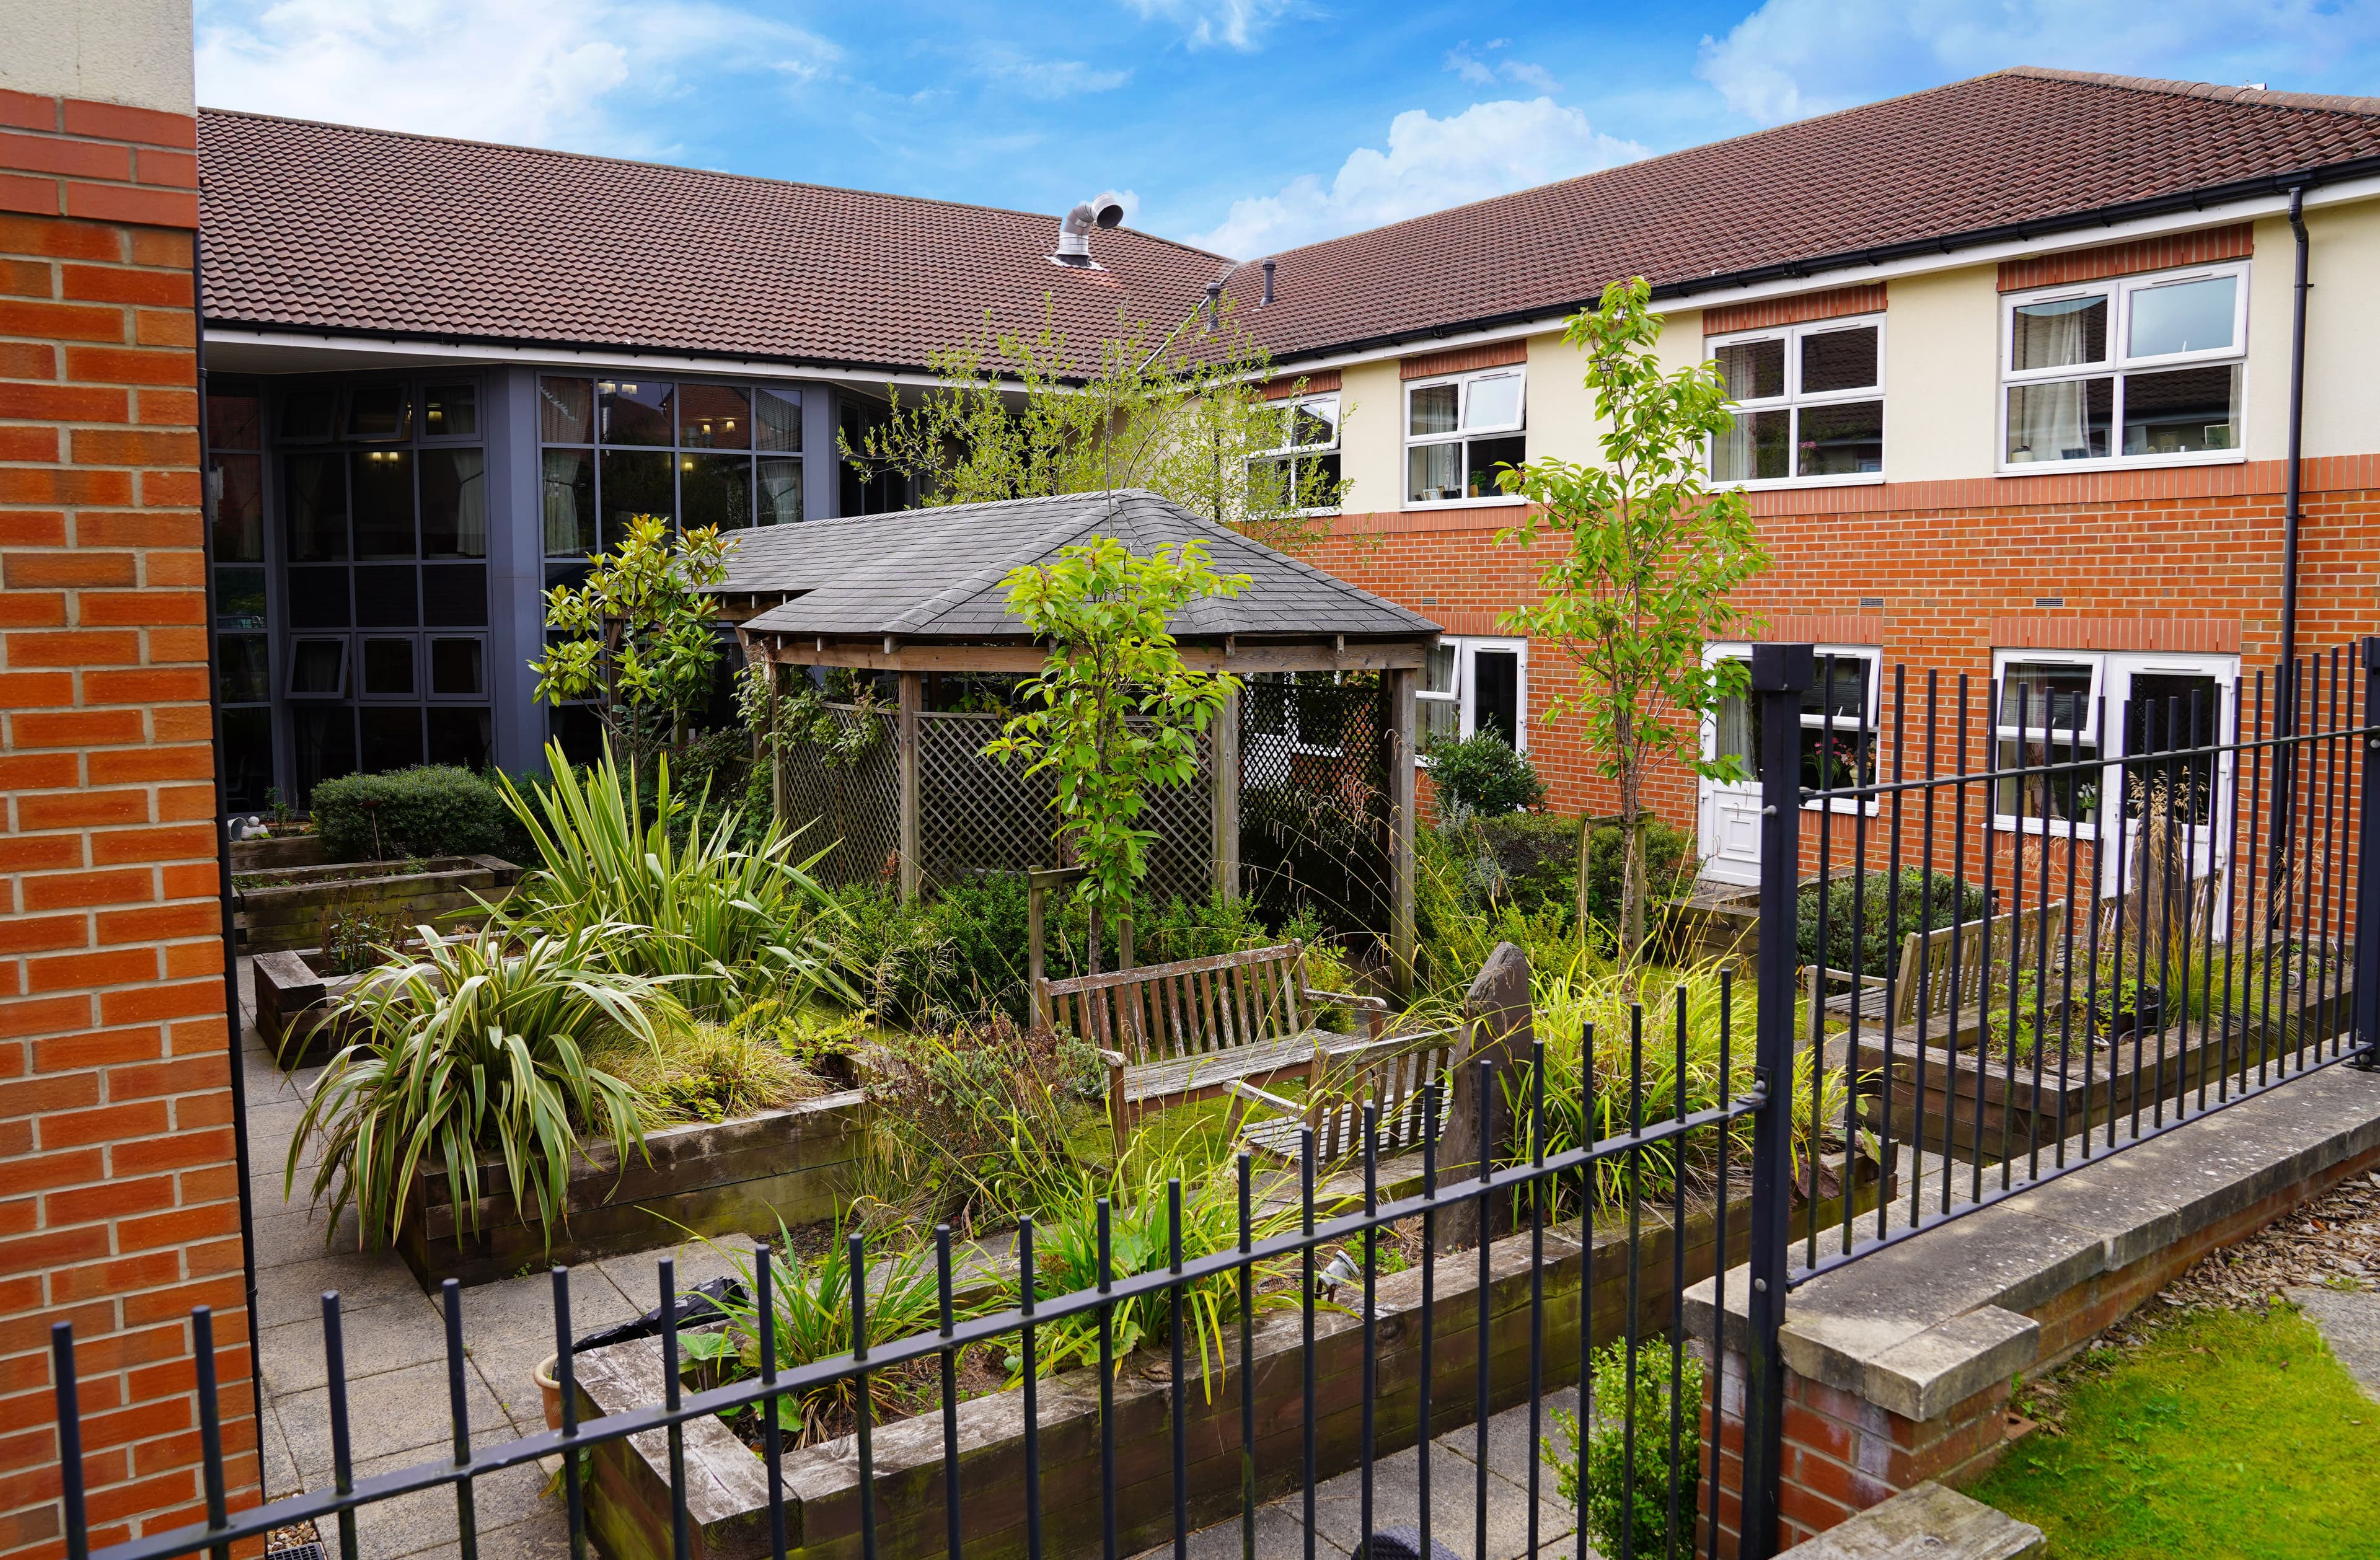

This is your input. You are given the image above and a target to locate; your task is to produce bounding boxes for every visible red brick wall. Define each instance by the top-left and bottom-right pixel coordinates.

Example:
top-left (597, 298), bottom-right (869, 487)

top-left (0, 89), bottom-right (254, 1560)
top-left (1315, 457), bottom-right (2380, 838)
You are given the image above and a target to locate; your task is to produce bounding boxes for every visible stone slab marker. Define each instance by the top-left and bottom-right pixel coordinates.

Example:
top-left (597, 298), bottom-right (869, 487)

top-left (1437, 940), bottom-right (1530, 1252)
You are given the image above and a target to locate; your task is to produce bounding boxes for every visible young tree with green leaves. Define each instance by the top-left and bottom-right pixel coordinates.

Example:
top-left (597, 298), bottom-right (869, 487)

top-left (531, 514), bottom-right (731, 770)
top-left (841, 299), bottom-right (1352, 554)
top-left (983, 535), bottom-right (1251, 971)
top-left (1495, 276), bottom-right (1771, 961)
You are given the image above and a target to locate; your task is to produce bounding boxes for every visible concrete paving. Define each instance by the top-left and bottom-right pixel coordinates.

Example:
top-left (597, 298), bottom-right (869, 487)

top-left (2289, 1285), bottom-right (2380, 1402)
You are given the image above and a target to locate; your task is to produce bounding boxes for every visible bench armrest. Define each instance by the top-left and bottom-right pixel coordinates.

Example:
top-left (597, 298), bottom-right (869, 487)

top-left (1303, 987), bottom-right (1388, 1012)
top-left (1222, 1078), bottom-right (1303, 1116)
top-left (1096, 1048), bottom-right (1128, 1070)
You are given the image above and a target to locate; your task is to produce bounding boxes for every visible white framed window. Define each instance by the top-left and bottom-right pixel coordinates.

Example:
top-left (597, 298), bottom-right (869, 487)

top-left (1247, 392), bottom-right (1343, 513)
top-left (1704, 643), bottom-right (1882, 811)
top-left (1999, 262), bottom-right (2247, 471)
top-left (1708, 316), bottom-right (1885, 486)
top-left (1990, 650), bottom-right (2237, 842)
top-left (1405, 368), bottom-right (1525, 507)
top-left (1418, 637), bottom-right (1527, 754)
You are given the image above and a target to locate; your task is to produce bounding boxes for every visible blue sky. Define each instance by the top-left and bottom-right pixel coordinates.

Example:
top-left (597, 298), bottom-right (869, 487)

top-left (194, 1), bottom-right (2380, 258)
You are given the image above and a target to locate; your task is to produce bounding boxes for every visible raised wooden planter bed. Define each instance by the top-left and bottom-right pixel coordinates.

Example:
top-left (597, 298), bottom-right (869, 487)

top-left (572, 1157), bottom-right (1884, 1560)
top-left (394, 1091), bottom-right (865, 1291)
top-left (251, 946), bottom-right (373, 1068)
top-left (234, 853), bottom-right (519, 952)
top-left (1854, 969), bottom-right (2355, 1166)
top-left (230, 834), bottom-right (325, 873)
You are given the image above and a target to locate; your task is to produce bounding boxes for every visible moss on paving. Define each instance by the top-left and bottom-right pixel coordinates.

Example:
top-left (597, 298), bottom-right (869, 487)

top-left (1971, 1301), bottom-right (2380, 1559)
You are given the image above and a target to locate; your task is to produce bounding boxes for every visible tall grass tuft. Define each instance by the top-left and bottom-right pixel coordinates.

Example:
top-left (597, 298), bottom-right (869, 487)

top-left (498, 738), bottom-right (847, 1016)
top-left (1500, 951), bottom-right (1861, 1214)
top-left (288, 920), bottom-right (684, 1249)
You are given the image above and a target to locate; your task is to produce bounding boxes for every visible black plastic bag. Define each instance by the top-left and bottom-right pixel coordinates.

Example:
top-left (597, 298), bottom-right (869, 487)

top-left (573, 1275), bottom-right (747, 1353)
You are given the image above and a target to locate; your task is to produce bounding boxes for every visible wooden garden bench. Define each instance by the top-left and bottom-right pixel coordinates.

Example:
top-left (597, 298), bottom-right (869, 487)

top-left (1036, 942), bottom-right (1388, 1154)
top-left (1223, 1028), bottom-right (1460, 1165)
top-left (1806, 899), bottom-right (2070, 1047)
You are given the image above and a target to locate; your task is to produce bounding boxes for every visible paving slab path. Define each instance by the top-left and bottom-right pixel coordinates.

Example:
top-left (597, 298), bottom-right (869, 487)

top-left (2288, 1285), bottom-right (2380, 1401)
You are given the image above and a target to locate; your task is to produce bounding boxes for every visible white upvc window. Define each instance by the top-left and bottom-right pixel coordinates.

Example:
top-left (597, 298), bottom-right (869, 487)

top-left (1708, 316), bottom-right (1885, 487)
top-left (1405, 368), bottom-right (1526, 507)
top-left (1419, 637), bottom-right (1528, 753)
top-left (1989, 649), bottom-right (2237, 840)
top-left (1998, 261), bottom-right (2248, 472)
top-left (1247, 392), bottom-right (1343, 514)
top-left (1706, 643), bottom-right (1882, 811)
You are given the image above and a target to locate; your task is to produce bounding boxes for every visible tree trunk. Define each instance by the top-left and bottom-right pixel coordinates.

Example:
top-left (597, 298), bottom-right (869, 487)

top-left (1574, 809), bottom-right (1594, 946)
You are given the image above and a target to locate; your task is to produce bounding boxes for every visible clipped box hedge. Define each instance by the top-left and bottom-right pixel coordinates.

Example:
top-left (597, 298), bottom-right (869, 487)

top-left (311, 765), bottom-right (510, 863)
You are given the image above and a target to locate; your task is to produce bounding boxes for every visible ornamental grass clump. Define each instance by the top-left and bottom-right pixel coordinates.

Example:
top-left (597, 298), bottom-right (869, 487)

top-left (1504, 953), bottom-right (1861, 1214)
top-left (287, 920), bottom-right (685, 1250)
top-left (497, 738), bottom-right (847, 1018)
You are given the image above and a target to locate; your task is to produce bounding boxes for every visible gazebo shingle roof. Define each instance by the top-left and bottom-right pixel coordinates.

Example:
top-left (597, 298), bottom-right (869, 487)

top-left (715, 490), bottom-right (1440, 641)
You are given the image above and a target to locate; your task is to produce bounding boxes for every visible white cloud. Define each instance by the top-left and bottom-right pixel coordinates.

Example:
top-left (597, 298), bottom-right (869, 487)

top-left (1697, 0), bottom-right (2380, 126)
top-left (1117, 0), bottom-right (1297, 51)
top-left (1445, 39), bottom-right (1561, 95)
top-left (194, 0), bottom-right (837, 156)
top-left (1190, 97), bottom-right (1647, 258)
top-left (975, 50), bottom-right (1131, 100)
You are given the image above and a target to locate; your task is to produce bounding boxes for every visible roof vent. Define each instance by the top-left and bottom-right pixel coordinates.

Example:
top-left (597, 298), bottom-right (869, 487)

top-left (1051, 192), bottom-right (1127, 268)
top-left (1261, 258), bottom-right (1276, 306)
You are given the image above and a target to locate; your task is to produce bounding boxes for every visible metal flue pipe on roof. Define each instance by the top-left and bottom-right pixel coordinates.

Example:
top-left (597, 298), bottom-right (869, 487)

top-left (1051, 191), bottom-right (1127, 268)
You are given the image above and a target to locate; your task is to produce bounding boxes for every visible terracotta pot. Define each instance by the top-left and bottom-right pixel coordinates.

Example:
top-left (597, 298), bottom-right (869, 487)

top-left (536, 1353), bottom-right (562, 1432)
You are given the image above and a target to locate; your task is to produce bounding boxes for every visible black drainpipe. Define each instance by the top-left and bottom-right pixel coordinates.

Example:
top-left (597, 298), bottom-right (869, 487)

top-left (193, 239), bottom-right (267, 1452)
top-left (2278, 183), bottom-right (2311, 735)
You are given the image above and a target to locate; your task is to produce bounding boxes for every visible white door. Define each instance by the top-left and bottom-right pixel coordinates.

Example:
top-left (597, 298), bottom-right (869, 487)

top-left (1698, 644), bottom-right (1880, 888)
top-left (1700, 648), bottom-right (1763, 886)
top-left (1993, 652), bottom-right (2237, 901)
top-left (2105, 654), bottom-right (2236, 899)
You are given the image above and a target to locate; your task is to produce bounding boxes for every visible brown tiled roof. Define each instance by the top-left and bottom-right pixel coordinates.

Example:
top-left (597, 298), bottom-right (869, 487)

top-left (195, 110), bottom-right (1232, 374)
top-left (1227, 68), bottom-right (2380, 362)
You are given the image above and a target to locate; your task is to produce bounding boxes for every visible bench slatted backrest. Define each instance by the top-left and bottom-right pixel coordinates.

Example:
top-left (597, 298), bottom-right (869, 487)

top-left (1042, 943), bottom-right (1310, 1063)
top-left (1308, 1035), bottom-right (1458, 1163)
top-left (1893, 899), bottom-right (2069, 1030)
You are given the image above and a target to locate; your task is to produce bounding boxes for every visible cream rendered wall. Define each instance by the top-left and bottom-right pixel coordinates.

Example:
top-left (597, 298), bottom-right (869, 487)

top-left (1525, 327), bottom-right (1597, 465)
top-left (1877, 265), bottom-right (2000, 482)
top-left (0, 0), bottom-right (194, 113)
top-left (1518, 308), bottom-right (1706, 471)
top-left (1336, 357), bottom-right (1406, 515)
top-left (2250, 198), bottom-right (2380, 462)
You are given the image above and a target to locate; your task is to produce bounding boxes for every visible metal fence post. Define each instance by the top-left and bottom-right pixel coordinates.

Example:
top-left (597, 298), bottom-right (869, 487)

top-left (2355, 637), bottom-right (2380, 1069)
top-left (1741, 641), bottom-right (1811, 1560)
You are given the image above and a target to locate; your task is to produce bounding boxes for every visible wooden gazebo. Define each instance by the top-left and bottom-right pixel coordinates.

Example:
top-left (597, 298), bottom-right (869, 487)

top-left (708, 489), bottom-right (1443, 989)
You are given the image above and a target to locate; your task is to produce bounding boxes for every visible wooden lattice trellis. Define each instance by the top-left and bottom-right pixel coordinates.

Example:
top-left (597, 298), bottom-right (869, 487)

top-left (778, 706), bottom-right (899, 890)
top-left (784, 705), bottom-right (1213, 902)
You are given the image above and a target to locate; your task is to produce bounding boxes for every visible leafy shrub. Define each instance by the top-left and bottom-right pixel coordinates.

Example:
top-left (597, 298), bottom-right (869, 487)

top-left (314, 901), bottom-right (412, 976)
top-left (1796, 869), bottom-right (1986, 979)
top-left (1425, 731), bottom-right (1546, 815)
top-left (289, 921), bottom-right (684, 1248)
top-left (1546, 1341), bottom-right (1703, 1560)
top-left (311, 765), bottom-right (508, 863)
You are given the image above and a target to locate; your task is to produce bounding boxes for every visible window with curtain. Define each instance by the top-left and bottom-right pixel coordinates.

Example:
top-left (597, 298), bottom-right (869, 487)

top-left (1708, 317), bottom-right (1884, 484)
top-left (1405, 368), bottom-right (1525, 506)
top-left (2001, 262), bottom-right (2247, 469)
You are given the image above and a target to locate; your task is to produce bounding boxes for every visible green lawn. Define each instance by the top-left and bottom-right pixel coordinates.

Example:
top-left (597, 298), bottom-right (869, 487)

top-left (1972, 1302), bottom-right (2380, 1559)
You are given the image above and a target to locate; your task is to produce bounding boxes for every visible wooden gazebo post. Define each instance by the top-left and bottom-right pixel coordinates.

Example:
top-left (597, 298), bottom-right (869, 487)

top-left (1387, 666), bottom-right (1417, 996)
top-left (897, 668), bottom-right (922, 902)
top-left (1210, 685), bottom-right (1241, 901)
